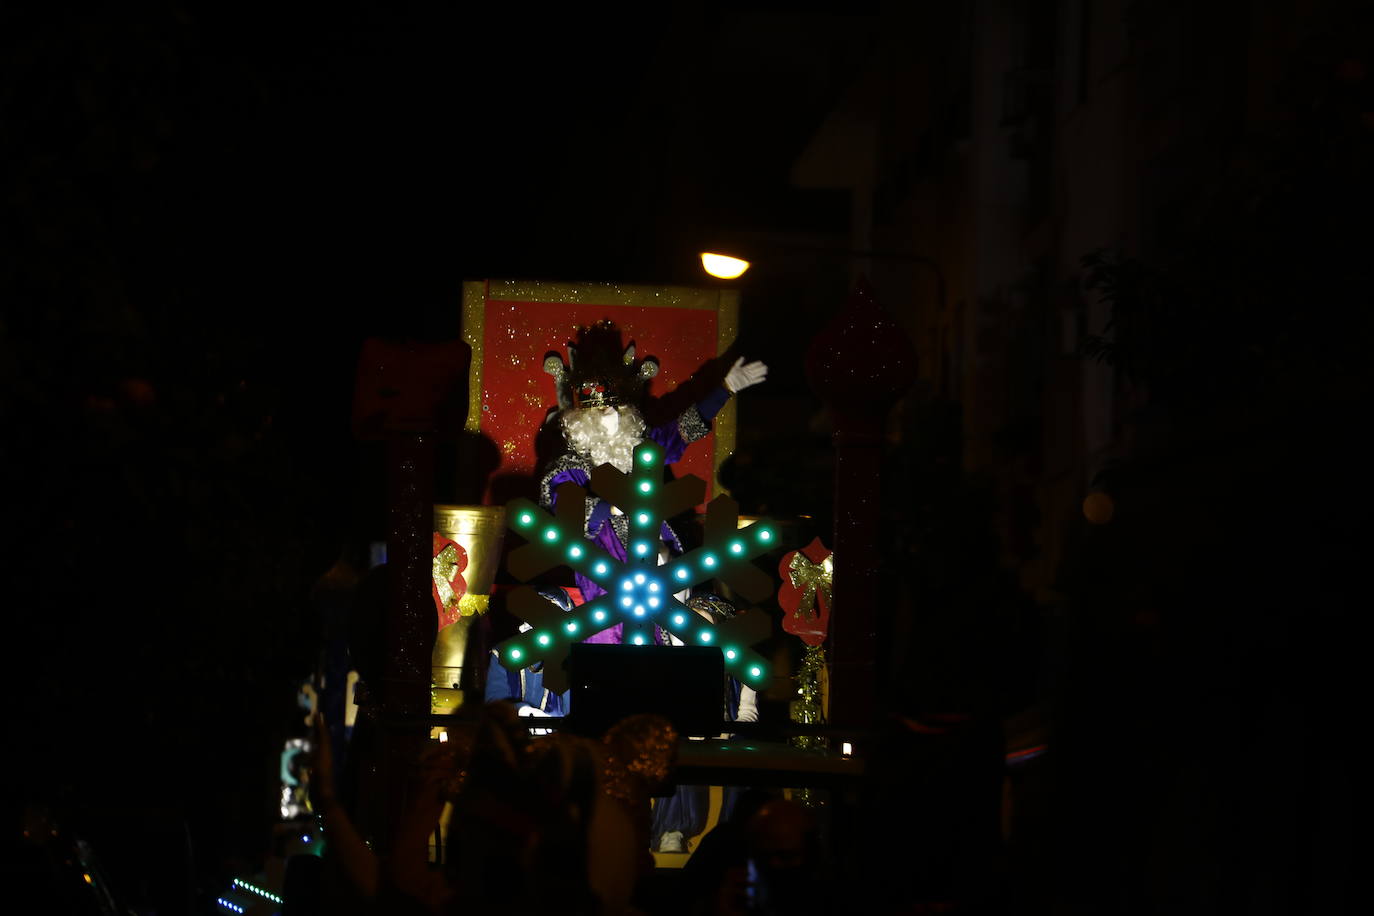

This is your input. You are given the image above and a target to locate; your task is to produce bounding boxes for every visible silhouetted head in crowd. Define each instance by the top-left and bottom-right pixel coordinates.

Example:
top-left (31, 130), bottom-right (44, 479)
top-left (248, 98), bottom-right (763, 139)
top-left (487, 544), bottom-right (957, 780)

top-left (745, 799), bottom-right (832, 913)
top-left (746, 799), bottom-right (814, 872)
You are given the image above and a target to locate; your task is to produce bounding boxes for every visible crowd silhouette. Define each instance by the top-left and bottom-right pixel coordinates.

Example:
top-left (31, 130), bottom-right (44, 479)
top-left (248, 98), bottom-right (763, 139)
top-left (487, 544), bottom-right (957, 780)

top-left (297, 705), bottom-right (837, 916)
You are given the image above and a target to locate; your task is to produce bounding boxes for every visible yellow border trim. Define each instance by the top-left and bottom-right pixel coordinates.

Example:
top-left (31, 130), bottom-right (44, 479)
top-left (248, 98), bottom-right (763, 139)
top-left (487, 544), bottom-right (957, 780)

top-left (462, 281), bottom-right (487, 433)
top-left (484, 279), bottom-right (722, 310)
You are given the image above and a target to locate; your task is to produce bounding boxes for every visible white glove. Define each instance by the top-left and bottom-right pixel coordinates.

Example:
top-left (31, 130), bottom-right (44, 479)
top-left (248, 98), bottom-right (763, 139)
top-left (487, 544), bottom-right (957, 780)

top-left (724, 357), bottom-right (768, 393)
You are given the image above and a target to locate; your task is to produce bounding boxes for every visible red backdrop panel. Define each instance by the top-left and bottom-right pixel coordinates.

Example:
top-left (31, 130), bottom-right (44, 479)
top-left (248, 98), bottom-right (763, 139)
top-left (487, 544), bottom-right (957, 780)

top-left (476, 293), bottom-right (719, 505)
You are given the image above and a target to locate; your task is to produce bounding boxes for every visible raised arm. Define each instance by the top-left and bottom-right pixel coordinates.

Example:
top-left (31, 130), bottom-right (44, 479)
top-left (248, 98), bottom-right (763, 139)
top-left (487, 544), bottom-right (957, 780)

top-left (308, 713), bottom-right (379, 899)
top-left (655, 358), bottom-right (770, 455)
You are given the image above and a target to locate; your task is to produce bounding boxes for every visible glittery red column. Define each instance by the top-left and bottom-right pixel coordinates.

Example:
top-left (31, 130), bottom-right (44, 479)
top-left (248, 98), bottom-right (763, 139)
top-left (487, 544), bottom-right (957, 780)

top-left (377, 432), bottom-right (435, 852)
top-left (804, 279), bottom-right (916, 730)
top-left (351, 336), bottom-right (469, 853)
top-left (384, 434), bottom-right (436, 701)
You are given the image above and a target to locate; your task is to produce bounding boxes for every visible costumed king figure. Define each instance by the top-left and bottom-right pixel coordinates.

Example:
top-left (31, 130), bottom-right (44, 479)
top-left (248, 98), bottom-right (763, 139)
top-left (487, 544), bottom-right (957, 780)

top-left (542, 320), bottom-right (766, 852)
top-left (485, 321), bottom-right (768, 840)
top-left (539, 319), bottom-right (767, 642)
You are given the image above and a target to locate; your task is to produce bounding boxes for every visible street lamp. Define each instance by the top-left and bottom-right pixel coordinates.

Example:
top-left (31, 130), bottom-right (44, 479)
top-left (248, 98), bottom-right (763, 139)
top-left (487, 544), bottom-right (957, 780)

top-left (700, 252), bottom-right (751, 279)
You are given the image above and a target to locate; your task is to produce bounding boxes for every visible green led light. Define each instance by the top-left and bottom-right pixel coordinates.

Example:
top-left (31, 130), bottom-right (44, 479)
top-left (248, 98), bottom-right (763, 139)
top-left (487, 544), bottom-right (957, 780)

top-left (758, 528), bottom-right (772, 541)
top-left (699, 631), bottom-right (712, 643)
top-left (568, 545), bottom-right (583, 559)
top-left (508, 647), bottom-right (522, 661)
top-left (672, 613), bottom-right (686, 626)
top-left (639, 481), bottom-right (652, 493)
top-left (749, 666), bottom-right (763, 678)
top-left (544, 528), bottom-right (558, 542)
top-left (565, 621), bottom-right (578, 633)
top-left (640, 450), bottom-right (656, 465)
top-left (635, 542), bottom-right (649, 556)
top-left (594, 561), bottom-right (609, 575)
top-left (730, 541), bottom-right (744, 554)
top-left (518, 512), bottom-right (534, 526)
top-left (702, 554), bottom-right (716, 567)
top-left (593, 609), bottom-right (607, 622)
top-left (675, 568), bottom-right (689, 580)
top-left (636, 512), bottom-right (650, 525)
top-left (632, 634), bottom-right (645, 645)
top-left (536, 633), bottom-right (551, 646)
top-left (725, 648), bottom-right (737, 660)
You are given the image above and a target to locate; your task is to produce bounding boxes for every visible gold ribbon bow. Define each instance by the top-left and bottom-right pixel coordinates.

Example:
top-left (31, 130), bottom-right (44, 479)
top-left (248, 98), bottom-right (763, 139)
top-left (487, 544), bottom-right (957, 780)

top-left (787, 551), bottom-right (833, 618)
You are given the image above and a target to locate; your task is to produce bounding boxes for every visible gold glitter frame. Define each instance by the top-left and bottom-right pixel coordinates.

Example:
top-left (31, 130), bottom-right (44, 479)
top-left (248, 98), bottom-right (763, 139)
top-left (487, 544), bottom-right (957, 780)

top-left (461, 280), bottom-right (740, 495)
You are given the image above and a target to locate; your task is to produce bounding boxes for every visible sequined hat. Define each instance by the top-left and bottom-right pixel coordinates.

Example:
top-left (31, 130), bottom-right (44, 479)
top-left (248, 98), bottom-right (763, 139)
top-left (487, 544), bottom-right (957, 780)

top-left (544, 319), bottom-right (659, 411)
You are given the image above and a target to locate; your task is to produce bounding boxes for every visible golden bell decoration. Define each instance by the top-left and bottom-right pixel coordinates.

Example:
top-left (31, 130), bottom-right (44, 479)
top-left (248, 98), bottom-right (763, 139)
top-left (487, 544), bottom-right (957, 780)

top-left (431, 505), bottom-right (506, 714)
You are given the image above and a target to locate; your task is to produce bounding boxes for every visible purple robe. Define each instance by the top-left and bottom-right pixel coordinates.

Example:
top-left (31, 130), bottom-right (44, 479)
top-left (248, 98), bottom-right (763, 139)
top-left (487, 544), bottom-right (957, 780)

top-left (538, 394), bottom-right (724, 644)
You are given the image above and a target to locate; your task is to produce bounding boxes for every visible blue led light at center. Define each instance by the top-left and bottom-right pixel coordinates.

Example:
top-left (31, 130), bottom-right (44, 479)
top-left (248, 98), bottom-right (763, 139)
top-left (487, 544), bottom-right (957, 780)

top-left (615, 571), bottom-right (666, 635)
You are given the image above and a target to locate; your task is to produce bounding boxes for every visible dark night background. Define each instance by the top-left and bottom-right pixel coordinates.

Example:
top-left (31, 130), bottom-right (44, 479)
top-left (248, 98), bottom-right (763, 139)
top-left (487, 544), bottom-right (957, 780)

top-left (3, 1), bottom-right (1367, 912)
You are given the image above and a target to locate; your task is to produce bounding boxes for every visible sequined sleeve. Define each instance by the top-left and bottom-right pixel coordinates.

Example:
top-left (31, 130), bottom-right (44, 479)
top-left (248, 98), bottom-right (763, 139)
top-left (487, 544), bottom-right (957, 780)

top-left (676, 386), bottom-right (731, 446)
top-left (541, 454), bottom-right (611, 538)
top-left (678, 405), bottom-right (709, 444)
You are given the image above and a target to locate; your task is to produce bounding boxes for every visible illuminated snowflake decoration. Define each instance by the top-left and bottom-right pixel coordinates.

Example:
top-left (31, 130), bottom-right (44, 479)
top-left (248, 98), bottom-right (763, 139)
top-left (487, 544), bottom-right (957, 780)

top-left (500, 441), bottom-right (777, 693)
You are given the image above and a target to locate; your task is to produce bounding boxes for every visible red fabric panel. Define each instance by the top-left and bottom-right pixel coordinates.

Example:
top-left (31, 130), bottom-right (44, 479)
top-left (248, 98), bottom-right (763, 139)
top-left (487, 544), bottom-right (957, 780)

top-left (479, 294), bottom-right (719, 505)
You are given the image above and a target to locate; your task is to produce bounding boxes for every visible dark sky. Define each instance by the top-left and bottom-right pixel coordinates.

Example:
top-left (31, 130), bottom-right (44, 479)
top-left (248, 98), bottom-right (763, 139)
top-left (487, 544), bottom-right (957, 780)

top-left (4, 0), bottom-right (869, 569)
top-left (3, 1), bottom-right (861, 440)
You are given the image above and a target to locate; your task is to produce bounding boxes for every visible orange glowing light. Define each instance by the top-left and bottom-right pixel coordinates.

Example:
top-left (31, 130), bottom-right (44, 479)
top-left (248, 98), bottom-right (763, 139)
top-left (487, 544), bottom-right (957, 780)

top-left (1083, 492), bottom-right (1115, 525)
top-left (700, 252), bottom-right (750, 279)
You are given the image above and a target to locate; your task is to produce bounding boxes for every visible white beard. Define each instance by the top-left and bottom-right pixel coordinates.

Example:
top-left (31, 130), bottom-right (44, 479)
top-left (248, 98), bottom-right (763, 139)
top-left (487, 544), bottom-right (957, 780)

top-left (561, 406), bottom-right (647, 473)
